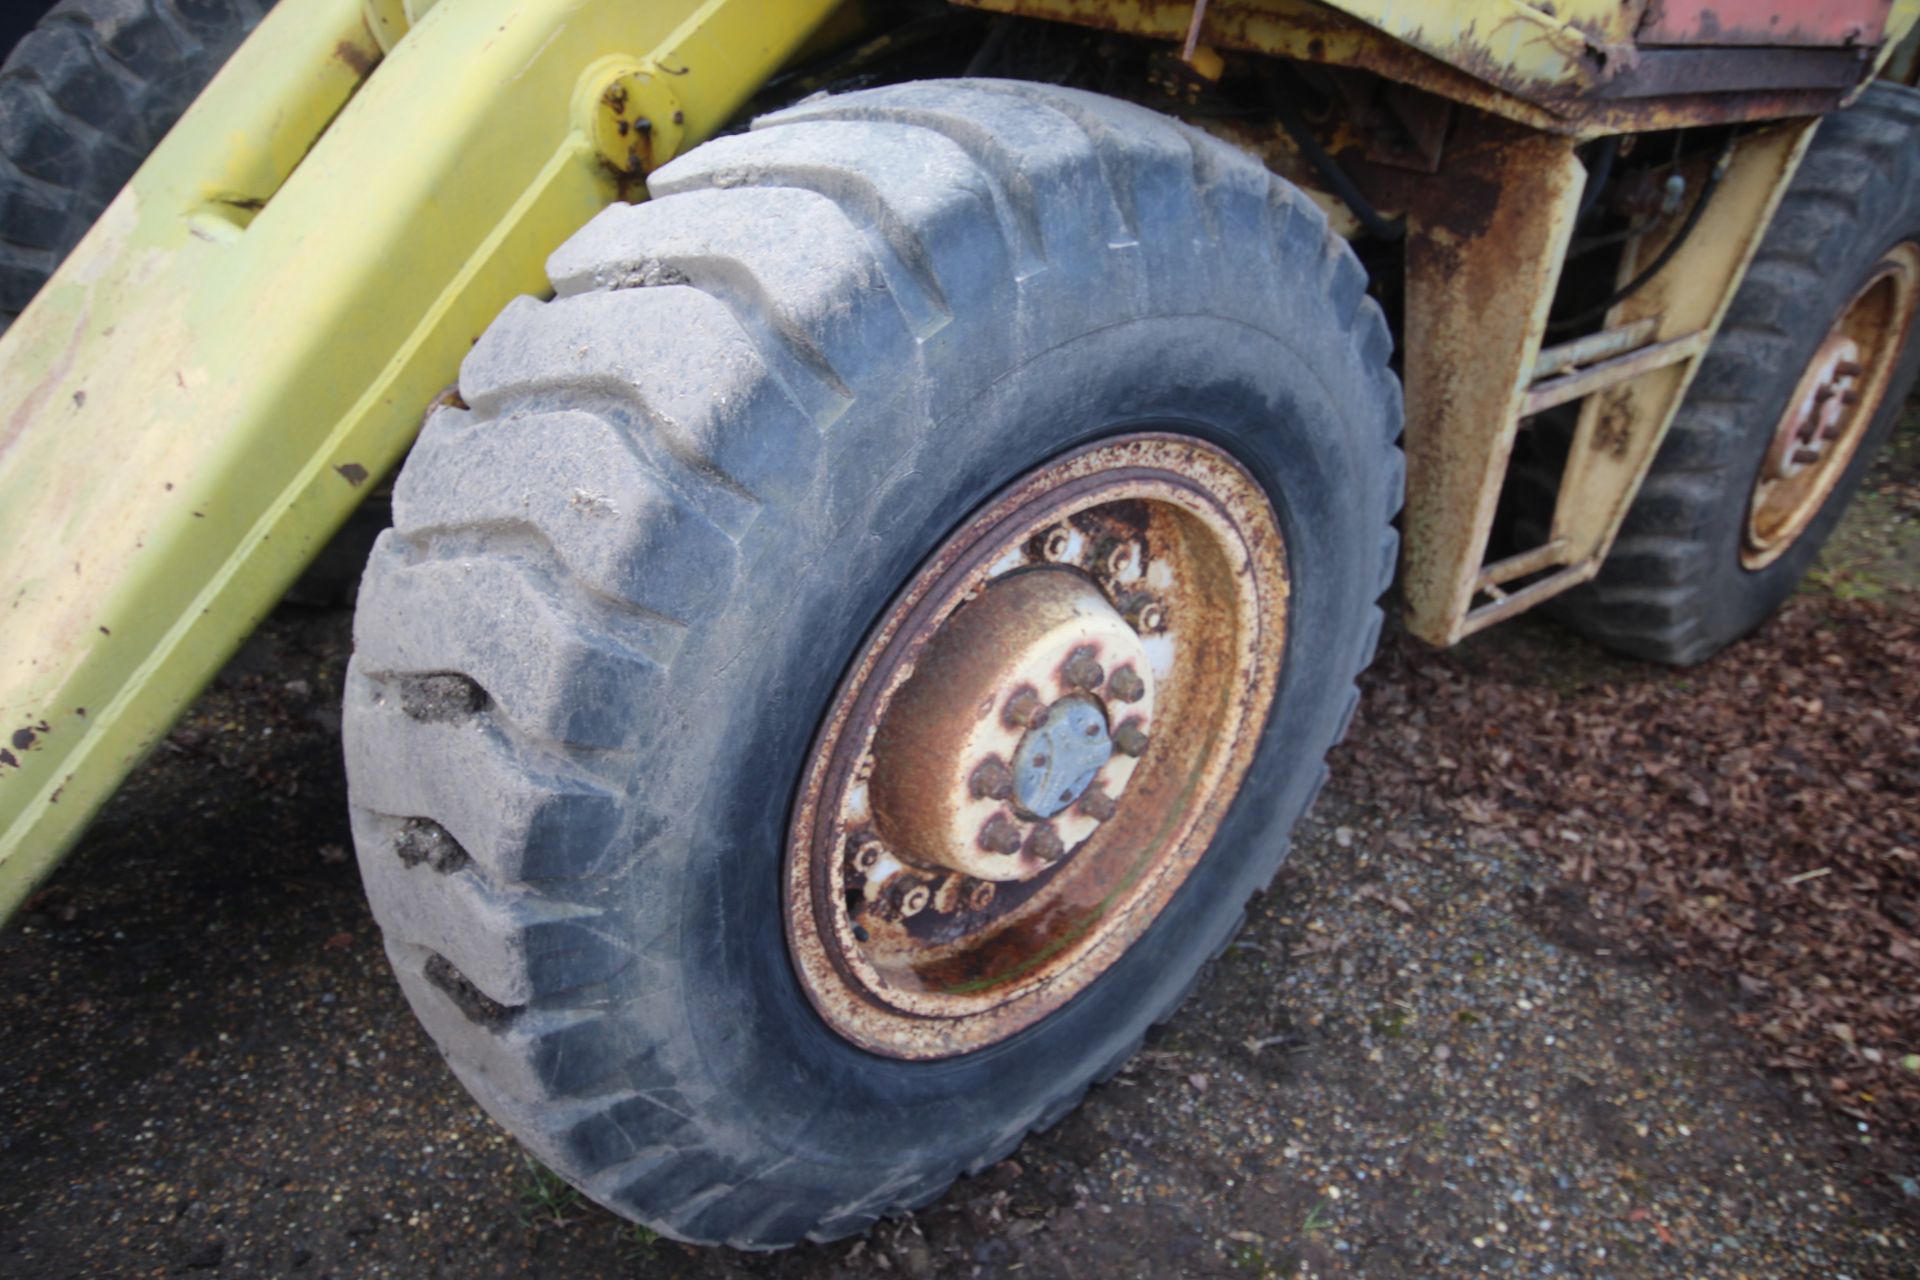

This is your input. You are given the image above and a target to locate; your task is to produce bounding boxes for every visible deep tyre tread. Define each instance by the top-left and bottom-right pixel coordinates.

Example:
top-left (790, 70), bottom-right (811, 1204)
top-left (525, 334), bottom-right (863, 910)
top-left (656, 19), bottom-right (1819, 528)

top-left (345, 78), bottom-right (1402, 1247)
top-left (0, 0), bottom-right (272, 326)
top-left (1515, 82), bottom-right (1920, 663)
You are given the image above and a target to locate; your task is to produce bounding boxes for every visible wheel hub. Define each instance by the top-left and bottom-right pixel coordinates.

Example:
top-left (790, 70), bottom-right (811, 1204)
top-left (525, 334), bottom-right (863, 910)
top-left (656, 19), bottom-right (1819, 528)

top-left (785, 435), bottom-right (1289, 1059)
top-left (868, 567), bottom-right (1154, 882)
top-left (1744, 242), bottom-right (1920, 569)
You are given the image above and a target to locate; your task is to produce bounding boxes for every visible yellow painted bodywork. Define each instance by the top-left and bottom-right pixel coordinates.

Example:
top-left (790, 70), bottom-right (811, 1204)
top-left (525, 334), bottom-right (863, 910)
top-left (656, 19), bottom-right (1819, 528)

top-left (964, 1), bottom-right (1920, 135)
top-left (0, 0), bottom-right (839, 917)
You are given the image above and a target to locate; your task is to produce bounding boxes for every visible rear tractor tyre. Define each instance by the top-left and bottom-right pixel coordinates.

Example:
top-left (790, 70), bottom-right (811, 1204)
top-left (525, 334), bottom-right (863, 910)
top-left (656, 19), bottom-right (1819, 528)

top-left (1520, 81), bottom-right (1920, 664)
top-left (343, 79), bottom-right (1402, 1246)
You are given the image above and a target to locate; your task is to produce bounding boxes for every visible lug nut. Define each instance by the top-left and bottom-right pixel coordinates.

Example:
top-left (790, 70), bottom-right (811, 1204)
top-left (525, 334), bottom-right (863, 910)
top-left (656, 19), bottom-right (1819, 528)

top-left (1841, 390), bottom-right (1861, 406)
top-left (1026, 823), bottom-right (1066, 863)
top-left (1793, 446), bottom-right (1822, 466)
top-left (969, 756), bottom-right (1014, 801)
top-left (1126, 596), bottom-right (1166, 633)
top-left (1108, 665), bottom-right (1145, 704)
top-left (1061, 645), bottom-right (1104, 691)
top-left (1113, 718), bottom-right (1149, 758)
top-left (894, 880), bottom-right (931, 918)
top-left (1078, 784), bottom-right (1118, 822)
top-left (1105, 541), bottom-right (1136, 577)
top-left (965, 879), bottom-right (996, 910)
top-left (1002, 686), bottom-right (1048, 730)
top-left (851, 835), bottom-right (883, 872)
top-left (1041, 524), bottom-right (1074, 561)
top-left (1835, 360), bottom-right (1863, 378)
top-left (978, 813), bottom-right (1025, 855)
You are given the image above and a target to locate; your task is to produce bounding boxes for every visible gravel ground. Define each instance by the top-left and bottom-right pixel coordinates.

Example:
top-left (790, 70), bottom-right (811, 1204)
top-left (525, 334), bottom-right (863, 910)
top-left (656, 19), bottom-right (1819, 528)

top-left (4, 416), bottom-right (1919, 1278)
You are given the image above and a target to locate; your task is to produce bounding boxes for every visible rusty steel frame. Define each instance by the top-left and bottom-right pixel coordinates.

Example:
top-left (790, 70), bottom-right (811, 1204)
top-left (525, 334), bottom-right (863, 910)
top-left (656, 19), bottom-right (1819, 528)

top-left (957, 0), bottom-right (1882, 649)
top-left (955, 0), bottom-right (1919, 137)
top-left (1404, 120), bottom-right (1815, 644)
top-left (1397, 112), bottom-right (1588, 645)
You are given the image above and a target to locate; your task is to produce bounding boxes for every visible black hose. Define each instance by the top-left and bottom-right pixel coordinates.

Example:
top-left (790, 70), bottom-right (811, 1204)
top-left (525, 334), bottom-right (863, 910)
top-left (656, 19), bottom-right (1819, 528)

top-left (1574, 135), bottom-right (1619, 225)
top-left (1548, 133), bottom-right (1736, 333)
top-left (964, 16), bottom-right (1014, 78)
top-left (1264, 79), bottom-right (1405, 242)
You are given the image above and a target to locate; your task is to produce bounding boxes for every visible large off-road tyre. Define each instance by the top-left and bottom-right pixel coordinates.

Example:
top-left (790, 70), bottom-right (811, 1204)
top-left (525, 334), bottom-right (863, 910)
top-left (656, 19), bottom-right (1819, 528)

top-left (1517, 82), bottom-right (1920, 665)
top-left (343, 79), bottom-right (1402, 1247)
top-left (0, 0), bottom-right (273, 327)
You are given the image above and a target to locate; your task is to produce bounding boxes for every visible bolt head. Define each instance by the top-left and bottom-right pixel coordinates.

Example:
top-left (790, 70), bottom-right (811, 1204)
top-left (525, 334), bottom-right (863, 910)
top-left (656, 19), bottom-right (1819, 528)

top-left (1113, 718), bottom-right (1149, 758)
top-left (1078, 784), bottom-right (1118, 822)
top-left (1061, 645), bottom-right (1104, 692)
top-left (1126, 596), bottom-right (1166, 633)
top-left (1041, 525), bottom-right (1074, 561)
top-left (966, 879), bottom-right (996, 910)
top-left (1105, 542), bottom-right (1136, 577)
top-left (1002, 686), bottom-right (1048, 730)
top-left (1026, 823), bottom-right (1066, 863)
top-left (1108, 665), bottom-right (1145, 704)
top-left (969, 756), bottom-right (1015, 801)
top-left (897, 882), bottom-right (931, 917)
top-left (978, 813), bottom-right (1025, 855)
top-left (852, 837), bottom-right (882, 872)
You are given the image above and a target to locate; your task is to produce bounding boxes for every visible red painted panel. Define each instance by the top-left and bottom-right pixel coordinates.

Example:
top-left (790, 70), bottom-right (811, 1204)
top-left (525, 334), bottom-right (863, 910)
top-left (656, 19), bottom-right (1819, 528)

top-left (1639, 0), bottom-right (1892, 46)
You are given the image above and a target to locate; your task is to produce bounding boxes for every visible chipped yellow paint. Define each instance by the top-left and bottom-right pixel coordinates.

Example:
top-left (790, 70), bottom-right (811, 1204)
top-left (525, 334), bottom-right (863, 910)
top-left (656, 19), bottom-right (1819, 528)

top-left (0, 0), bottom-right (840, 918)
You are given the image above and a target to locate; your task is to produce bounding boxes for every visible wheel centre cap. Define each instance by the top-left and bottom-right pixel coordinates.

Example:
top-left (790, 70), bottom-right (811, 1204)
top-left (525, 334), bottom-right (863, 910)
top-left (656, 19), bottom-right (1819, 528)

top-left (1012, 695), bottom-right (1112, 819)
top-left (868, 567), bottom-right (1156, 882)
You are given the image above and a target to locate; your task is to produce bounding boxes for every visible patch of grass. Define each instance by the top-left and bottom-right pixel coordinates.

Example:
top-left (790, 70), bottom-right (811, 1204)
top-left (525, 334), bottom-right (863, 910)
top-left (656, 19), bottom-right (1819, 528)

top-left (517, 1155), bottom-right (582, 1229)
top-left (620, 1222), bottom-right (660, 1261)
top-left (1302, 1199), bottom-right (1331, 1237)
top-left (1370, 1005), bottom-right (1409, 1038)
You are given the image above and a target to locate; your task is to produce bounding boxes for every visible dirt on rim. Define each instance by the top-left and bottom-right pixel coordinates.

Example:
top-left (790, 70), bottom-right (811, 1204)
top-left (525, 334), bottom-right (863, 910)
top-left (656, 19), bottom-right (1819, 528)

top-left (3, 409), bottom-right (1919, 1278)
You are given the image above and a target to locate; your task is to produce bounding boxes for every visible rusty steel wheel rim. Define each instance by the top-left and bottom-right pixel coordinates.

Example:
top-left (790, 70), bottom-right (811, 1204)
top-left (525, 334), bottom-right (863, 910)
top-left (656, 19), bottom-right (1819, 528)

top-left (1744, 242), bottom-right (1920, 570)
top-left (785, 435), bottom-right (1289, 1059)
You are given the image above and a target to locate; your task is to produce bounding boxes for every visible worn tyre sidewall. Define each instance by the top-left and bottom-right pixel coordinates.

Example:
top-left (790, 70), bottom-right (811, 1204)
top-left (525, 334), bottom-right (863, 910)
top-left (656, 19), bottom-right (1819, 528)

top-left (647, 314), bottom-right (1382, 1195)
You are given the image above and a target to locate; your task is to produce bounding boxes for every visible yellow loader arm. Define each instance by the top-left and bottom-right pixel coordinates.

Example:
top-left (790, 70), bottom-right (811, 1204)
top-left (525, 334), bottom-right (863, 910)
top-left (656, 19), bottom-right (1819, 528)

top-left (0, 0), bottom-right (838, 917)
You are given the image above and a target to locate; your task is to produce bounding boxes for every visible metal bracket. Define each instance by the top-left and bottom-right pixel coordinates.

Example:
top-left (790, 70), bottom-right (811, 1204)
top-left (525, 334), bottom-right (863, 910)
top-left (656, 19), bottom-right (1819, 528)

top-left (584, 60), bottom-right (689, 178)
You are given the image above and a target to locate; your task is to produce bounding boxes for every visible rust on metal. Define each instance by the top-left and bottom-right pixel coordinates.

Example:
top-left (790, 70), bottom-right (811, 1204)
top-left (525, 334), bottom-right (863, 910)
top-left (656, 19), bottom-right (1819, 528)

top-left (953, 0), bottom-right (1886, 138)
top-left (1398, 110), bottom-right (1587, 646)
top-left (1744, 241), bottom-right (1920, 568)
top-left (785, 435), bottom-right (1288, 1060)
top-left (1521, 330), bottom-right (1708, 417)
top-left (1546, 119), bottom-right (1820, 599)
top-left (1531, 318), bottom-right (1660, 381)
top-left (1636, 0), bottom-right (1891, 47)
